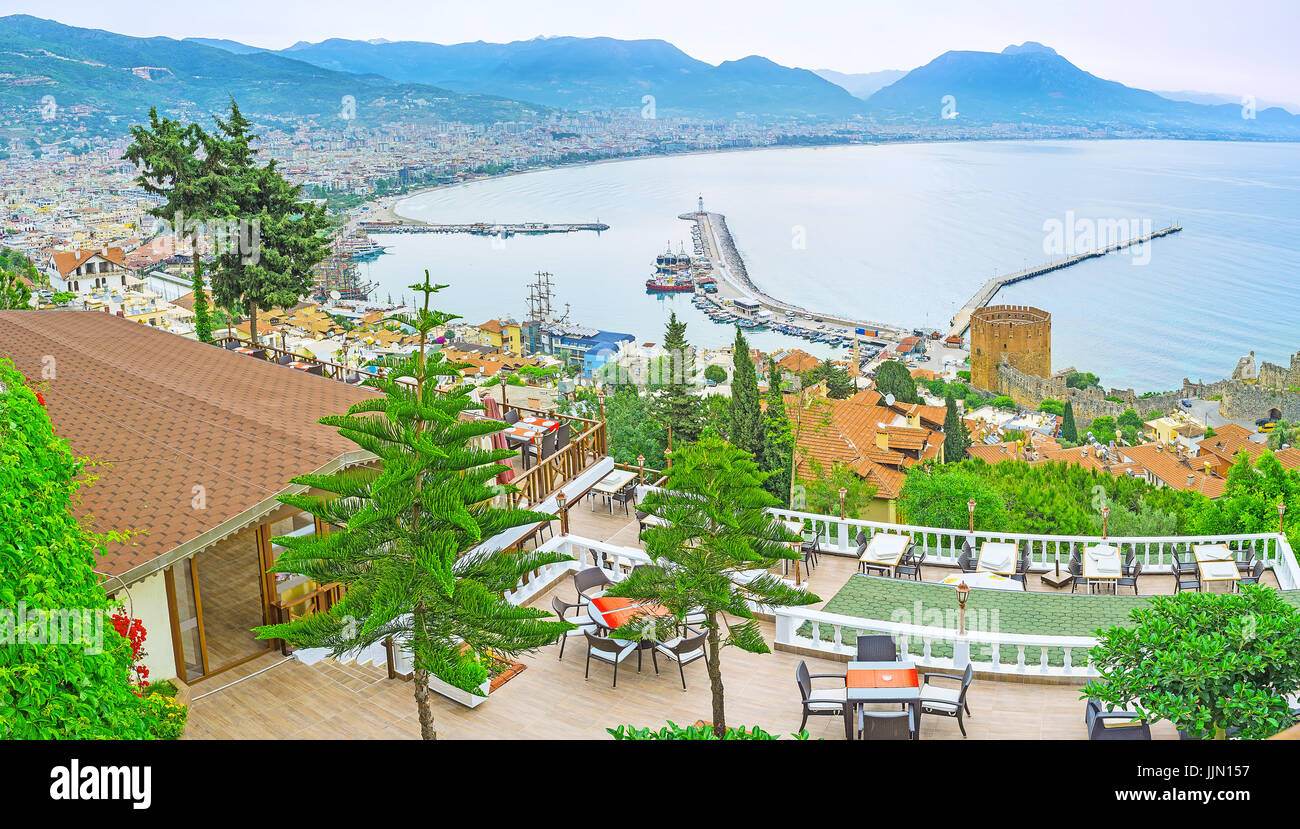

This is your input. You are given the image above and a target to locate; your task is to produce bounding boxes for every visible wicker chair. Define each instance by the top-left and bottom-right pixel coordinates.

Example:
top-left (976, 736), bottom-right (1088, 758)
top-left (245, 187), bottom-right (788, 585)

top-left (583, 631), bottom-right (637, 688)
top-left (1114, 560), bottom-right (1142, 595)
top-left (855, 634), bottom-right (899, 662)
top-left (919, 663), bottom-right (974, 737)
top-left (551, 596), bottom-right (596, 660)
top-left (651, 630), bottom-right (708, 690)
top-left (573, 566), bottom-right (614, 603)
top-left (894, 546), bottom-right (925, 581)
top-left (1085, 698), bottom-right (1151, 740)
top-left (857, 709), bottom-right (915, 741)
top-left (1068, 558), bottom-right (1091, 593)
top-left (795, 661), bottom-right (846, 732)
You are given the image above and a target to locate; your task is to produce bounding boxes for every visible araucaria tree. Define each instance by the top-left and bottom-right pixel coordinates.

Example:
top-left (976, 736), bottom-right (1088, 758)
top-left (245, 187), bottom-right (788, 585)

top-left (727, 327), bottom-right (763, 457)
top-left (652, 310), bottom-right (704, 446)
top-left (206, 100), bottom-right (331, 344)
top-left (124, 108), bottom-right (217, 342)
top-left (605, 435), bottom-right (819, 737)
top-left (1085, 587), bottom-right (1300, 740)
top-left (255, 273), bottom-right (573, 740)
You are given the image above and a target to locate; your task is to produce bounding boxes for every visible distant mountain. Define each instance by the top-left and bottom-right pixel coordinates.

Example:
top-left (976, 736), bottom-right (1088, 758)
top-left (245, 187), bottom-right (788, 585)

top-left (182, 36), bottom-right (265, 55)
top-left (864, 42), bottom-right (1300, 137)
top-left (266, 36), bottom-right (867, 119)
top-left (1155, 89), bottom-right (1299, 116)
top-left (0, 15), bottom-right (548, 133)
top-left (814, 68), bottom-right (908, 100)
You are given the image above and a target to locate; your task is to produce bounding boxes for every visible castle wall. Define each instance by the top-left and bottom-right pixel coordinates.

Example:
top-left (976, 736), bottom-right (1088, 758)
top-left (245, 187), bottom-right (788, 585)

top-left (970, 305), bottom-right (1052, 392)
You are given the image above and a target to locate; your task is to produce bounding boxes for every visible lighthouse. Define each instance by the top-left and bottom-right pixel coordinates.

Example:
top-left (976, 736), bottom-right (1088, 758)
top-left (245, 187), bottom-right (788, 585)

top-left (697, 194), bottom-right (704, 215)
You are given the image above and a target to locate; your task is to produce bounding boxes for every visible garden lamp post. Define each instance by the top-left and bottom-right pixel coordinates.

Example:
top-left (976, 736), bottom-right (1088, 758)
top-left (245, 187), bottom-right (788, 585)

top-left (637, 454), bottom-right (645, 486)
top-left (1101, 505), bottom-right (1110, 540)
top-left (556, 491), bottom-right (569, 536)
top-left (956, 581), bottom-right (971, 635)
top-left (597, 387), bottom-right (606, 424)
top-left (1280, 502), bottom-right (1287, 536)
top-left (967, 499), bottom-right (976, 535)
top-left (838, 487), bottom-right (847, 520)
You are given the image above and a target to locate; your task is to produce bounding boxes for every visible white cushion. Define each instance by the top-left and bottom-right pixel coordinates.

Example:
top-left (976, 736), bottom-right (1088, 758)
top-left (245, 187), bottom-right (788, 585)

top-left (589, 642), bottom-right (636, 663)
top-left (564, 622), bottom-right (597, 637)
top-left (806, 689), bottom-right (846, 711)
top-left (656, 644), bottom-right (704, 662)
top-left (920, 682), bottom-right (962, 711)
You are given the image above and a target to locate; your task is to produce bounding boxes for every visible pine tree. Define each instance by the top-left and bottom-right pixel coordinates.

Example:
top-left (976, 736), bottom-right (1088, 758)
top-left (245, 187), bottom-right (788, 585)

top-left (652, 310), bottom-right (704, 446)
top-left (942, 393), bottom-right (971, 463)
top-left (727, 327), bottom-right (763, 457)
top-left (1061, 400), bottom-right (1079, 443)
top-left (759, 357), bottom-right (792, 502)
top-left (124, 108), bottom-right (219, 343)
top-left (255, 272), bottom-right (573, 740)
top-left (874, 360), bottom-right (919, 403)
top-left (606, 436), bottom-right (819, 736)
top-left (206, 100), bottom-right (331, 345)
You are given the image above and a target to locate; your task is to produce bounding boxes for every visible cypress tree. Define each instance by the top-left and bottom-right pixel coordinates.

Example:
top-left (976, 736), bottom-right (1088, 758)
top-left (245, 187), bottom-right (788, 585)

top-left (727, 327), bottom-right (763, 456)
top-left (1061, 400), bottom-right (1079, 443)
top-left (874, 360), bottom-right (919, 403)
top-left (942, 393), bottom-right (971, 463)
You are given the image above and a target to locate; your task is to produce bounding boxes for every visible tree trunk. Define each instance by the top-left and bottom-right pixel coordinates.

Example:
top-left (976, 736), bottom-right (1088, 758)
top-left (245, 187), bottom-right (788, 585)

top-left (706, 614), bottom-right (726, 737)
top-left (411, 602), bottom-right (437, 740)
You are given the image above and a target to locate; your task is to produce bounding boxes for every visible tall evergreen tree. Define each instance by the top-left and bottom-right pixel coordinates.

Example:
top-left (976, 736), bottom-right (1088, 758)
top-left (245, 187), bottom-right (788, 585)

top-left (605, 436), bottom-right (819, 736)
top-left (0, 266), bottom-right (31, 310)
top-left (124, 108), bottom-right (219, 342)
top-left (256, 273), bottom-right (573, 740)
top-left (942, 393), bottom-right (971, 463)
top-left (873, 360), bottom-right (919, 403)
top-left (759, 357), bottom-right (793, 502)
top-left (206, 100), bottom-right (331, 345)
top-left (1061, 400), bottom-right (1079, 443)
top-left (727, 327), bottom-right (763, 457)
top-left (652, 310), bottom-right (704, 446)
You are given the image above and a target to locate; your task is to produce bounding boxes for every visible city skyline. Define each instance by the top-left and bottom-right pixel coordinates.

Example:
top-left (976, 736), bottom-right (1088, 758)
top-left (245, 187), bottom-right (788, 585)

top-left (8, 0), bottom-right (1300, 108)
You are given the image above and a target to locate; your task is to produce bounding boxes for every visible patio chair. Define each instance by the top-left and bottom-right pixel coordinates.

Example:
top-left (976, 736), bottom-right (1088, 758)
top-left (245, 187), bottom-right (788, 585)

top-left (526, 430), bottom-right (558, 466)
top-left (854, 529), bottom-right (868, 548)
top-left (551, 597), bottom-right (597, 660)
top-left (855, 634), bottom-right (898, 662)
top-left (919, 663), bottom-right (974, 737)
top-left (276, 353), bottom-right (293, 365)
top-left (1174, 566), bottom-right (1201, 593)
top-left (1085, 698), bottom-right (1151, 740)
top-left (1115, 560), bottom-right (1142, 595)
top-left (1068, 558), bottom-right (1091, 593)
top-left (652, 630), bottom-right (708, 690)
top-left (795, 661), bottom-right (846, 732)
top-left (584, 631), bottom-right (638, 688)
top-left (894, 546), bottom-right (925, 581)
top-left (1011, 552), bottom-right (1031, 585)
top-left (1236, 551), bottom-right (1257, 576)
top-left (957, 548), bottom-right (976, 573)
top-left (555, 421), bottom-right (571, 452)
top-left (800, 532), bottom-right (820, 571)
top-left (857, 709), bottom-right (916, 741)
top-left (1172, 549), bottom-right (1197, 575)
top-left (503, 409), bottom-right (519, 424)
top-left (635, 508), bottom-right (649, 533)
top-left (573, 567), bottom-right (614, 603)
top-left (1237, 559), bottom-right (1266, 589)
top-left (610, 482), bottom-right (636, 516)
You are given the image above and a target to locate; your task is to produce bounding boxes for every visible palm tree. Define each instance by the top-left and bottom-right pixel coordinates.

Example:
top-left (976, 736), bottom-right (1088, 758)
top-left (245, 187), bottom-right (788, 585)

top-left (255, 272), bottom-right (573, 739)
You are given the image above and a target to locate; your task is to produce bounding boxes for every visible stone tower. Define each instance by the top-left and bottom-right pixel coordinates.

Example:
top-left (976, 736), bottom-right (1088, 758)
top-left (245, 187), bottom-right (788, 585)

top-left (970, 304), bottom-right (1052, 392)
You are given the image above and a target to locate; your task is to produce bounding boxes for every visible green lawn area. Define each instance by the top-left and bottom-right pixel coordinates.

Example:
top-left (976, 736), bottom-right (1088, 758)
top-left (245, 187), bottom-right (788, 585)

top-left (798, 576), bottom-right (1300, 667)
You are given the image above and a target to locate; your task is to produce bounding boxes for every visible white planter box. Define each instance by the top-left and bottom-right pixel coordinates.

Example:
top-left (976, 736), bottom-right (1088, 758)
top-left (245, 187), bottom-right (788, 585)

top-left (427, 673), bottom-right (491, 708)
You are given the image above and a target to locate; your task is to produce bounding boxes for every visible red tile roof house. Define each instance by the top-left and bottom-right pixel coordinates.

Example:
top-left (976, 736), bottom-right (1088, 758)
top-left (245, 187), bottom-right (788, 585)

top-left (1, 310), bottom-right (380, 685)
top-left (44, 247), bottom-right (135, 294)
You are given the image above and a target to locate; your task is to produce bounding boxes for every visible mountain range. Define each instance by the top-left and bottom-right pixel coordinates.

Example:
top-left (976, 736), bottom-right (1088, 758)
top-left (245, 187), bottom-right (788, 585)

top-left (2, 16), bottom-right (1298, 139)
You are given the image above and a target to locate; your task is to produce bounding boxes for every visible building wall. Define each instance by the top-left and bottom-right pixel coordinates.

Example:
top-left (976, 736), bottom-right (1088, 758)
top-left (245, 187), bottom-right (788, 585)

top-left (109, 570), bottom-right (176, 684)
top-left (970, 305), bottom-right (1052, 392)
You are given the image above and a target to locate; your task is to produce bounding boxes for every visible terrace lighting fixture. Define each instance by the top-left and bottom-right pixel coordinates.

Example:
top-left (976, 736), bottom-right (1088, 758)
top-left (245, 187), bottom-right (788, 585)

top-left (1281, 502), bottom-right (1288, 536)
top-left (956, 580), bottom-right (971, 636)
top-left (636, 454), bottom-right (646, 485)
top-left (967, 499), bottom-right (976, 534)
top-left (1101, 506), bottom-right (1110, 540)
top-left (838, 487), bottom-right (847, 519)
top-left (556, 491), bottom-right (569, 535)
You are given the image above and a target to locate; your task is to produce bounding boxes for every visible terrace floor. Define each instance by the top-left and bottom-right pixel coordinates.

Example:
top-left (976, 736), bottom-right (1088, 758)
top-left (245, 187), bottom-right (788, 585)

top-left (184, 500), bottom-right (1202, 740)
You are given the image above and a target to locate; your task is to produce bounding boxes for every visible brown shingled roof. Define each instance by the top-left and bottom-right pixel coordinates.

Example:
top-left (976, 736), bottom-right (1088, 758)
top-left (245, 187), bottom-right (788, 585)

top-left (0, 310), bottom-right (378, 578)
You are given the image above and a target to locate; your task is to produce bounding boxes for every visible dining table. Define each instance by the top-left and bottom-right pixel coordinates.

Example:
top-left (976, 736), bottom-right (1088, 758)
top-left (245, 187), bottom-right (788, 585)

top-left (977, 541), bottom-right (1019, 575)
top-left (940, 572), bottom-right (1024, 592)
top-left (1082, 544), bottom-right (1123, 593)
top-left (590, 469), bottom-right (637, 513)
top-left (843, 660), bottom-right (921, 740)
top-left (503, 415), bottom-right (560, 445)
top-left (287, 360), bottom-right (324, 375)
top-left (1193, 544), bottom-right (1242, 590)
top-left (858, 532), bottom-right (910, 576)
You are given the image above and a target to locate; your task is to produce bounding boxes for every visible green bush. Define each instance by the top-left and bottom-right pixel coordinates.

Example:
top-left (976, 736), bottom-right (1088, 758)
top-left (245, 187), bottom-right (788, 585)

top-left (704, 363), bottom-right (728, 384)
top-left (608, 721), bottom-right (809, 740)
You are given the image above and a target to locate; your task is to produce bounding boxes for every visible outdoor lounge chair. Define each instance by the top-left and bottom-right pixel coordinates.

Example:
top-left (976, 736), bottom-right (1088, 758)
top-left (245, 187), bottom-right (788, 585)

top-left (795, 661), bottom-right (846, 732)
top-left (855, 634), bottom-right (898, 662)
top-left (551, 596), bottom-right (597, 660)
top-left (652, 630), bottom-right (708, 690)
top-left (919, 663), bottom-right (974, 737)
top-left (1085, 698), bottom-right (1151, 740)
top-left (857, 709), bottom-right (915, 741)
top-left (583, 631), bottom-right (637, 688)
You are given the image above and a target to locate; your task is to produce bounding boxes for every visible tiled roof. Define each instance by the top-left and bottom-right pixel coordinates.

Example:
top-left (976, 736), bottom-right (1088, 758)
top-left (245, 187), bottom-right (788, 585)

top-left (50, 247), bottom-right (129, 278)
top-left (1122, 443), bottom-right (1226, 498)
top-left (1276, 447), bottom-right (1300, 471)
top-left (0, 311), bottom-right (378, 578)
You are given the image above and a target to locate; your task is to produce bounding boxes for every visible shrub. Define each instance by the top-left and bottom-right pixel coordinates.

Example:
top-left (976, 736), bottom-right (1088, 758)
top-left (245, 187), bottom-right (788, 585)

top-left (608, 721), bottom-right (808, 740)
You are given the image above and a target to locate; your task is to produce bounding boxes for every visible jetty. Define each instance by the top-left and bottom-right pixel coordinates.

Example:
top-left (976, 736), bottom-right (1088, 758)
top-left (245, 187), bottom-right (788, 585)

top-left (680, 209), bottom-right (911, 340)
top-left (359, 220), bottom-right (608, 237)
top-left (946, 222), bottom-right (1183, 339)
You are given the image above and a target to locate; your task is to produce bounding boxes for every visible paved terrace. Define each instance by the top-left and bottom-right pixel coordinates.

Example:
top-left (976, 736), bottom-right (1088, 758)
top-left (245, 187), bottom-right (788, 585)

top-left (185, 505), bottom-right (1198, 740)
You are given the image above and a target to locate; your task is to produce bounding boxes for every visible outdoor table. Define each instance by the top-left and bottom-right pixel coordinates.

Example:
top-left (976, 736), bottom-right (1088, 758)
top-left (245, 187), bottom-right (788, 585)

top-left (590, 469), bottom-right (637, 513)
top-left (844, 660), bottom-right (921, 740)
top-left (940, 572), bottom-right (1023, 592)
top-left (1193, 544), bottom-right (1241, 591)
top-left (1193, 544), bottom-right (1234, 562)
top-left (859, 532), bottom-right (910, 576)
top-left (503, 416), bottom-right (560, 445)
top-left (287, 361), bottom-right (324, 375)
top-left (1083, 544), bottom-right (1122, 593)
top-left (587, 596), bottom-right (671, 632)
top-left (977, 541), bottom-right (1018, 575)
top-left (233, 346), bottom-right (265, 359)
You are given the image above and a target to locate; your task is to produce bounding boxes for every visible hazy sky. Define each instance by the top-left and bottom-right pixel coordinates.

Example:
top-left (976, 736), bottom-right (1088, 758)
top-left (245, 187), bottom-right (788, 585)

top-left (16, 0), bottom-right (1300, 105)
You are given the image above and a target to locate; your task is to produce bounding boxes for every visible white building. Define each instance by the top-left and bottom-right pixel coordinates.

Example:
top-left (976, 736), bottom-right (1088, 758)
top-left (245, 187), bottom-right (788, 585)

top-left (44, 246), bottom-right (135, 294)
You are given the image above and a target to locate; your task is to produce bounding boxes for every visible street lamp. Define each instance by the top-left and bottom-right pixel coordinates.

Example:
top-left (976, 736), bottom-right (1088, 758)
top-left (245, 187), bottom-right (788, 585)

top-left (956, 580), bottom-right (971, 636)
top-left (1280, 502), bottom-right (1287, 536)
top-left (838, 487), bottom-right (847, 520)
top-left (556, 490), bottom-right (569, 536)
top-left (1101, 505), bottom-right (1110, 540)
top-left (637, 454), bottom-right (646, 486)
top-left (967, 499), bottom-right (976, 535)
top-left (597, 387), bottom-right (606, 423)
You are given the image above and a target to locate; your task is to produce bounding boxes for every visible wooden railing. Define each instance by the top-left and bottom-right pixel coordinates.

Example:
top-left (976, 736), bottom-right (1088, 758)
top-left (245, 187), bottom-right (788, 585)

top-left (499, 403), bottom-right (606, 507)
top-left (267, 582), bottom-right (344, 655)
top-left (215, 335), bottom-right (364, 383)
